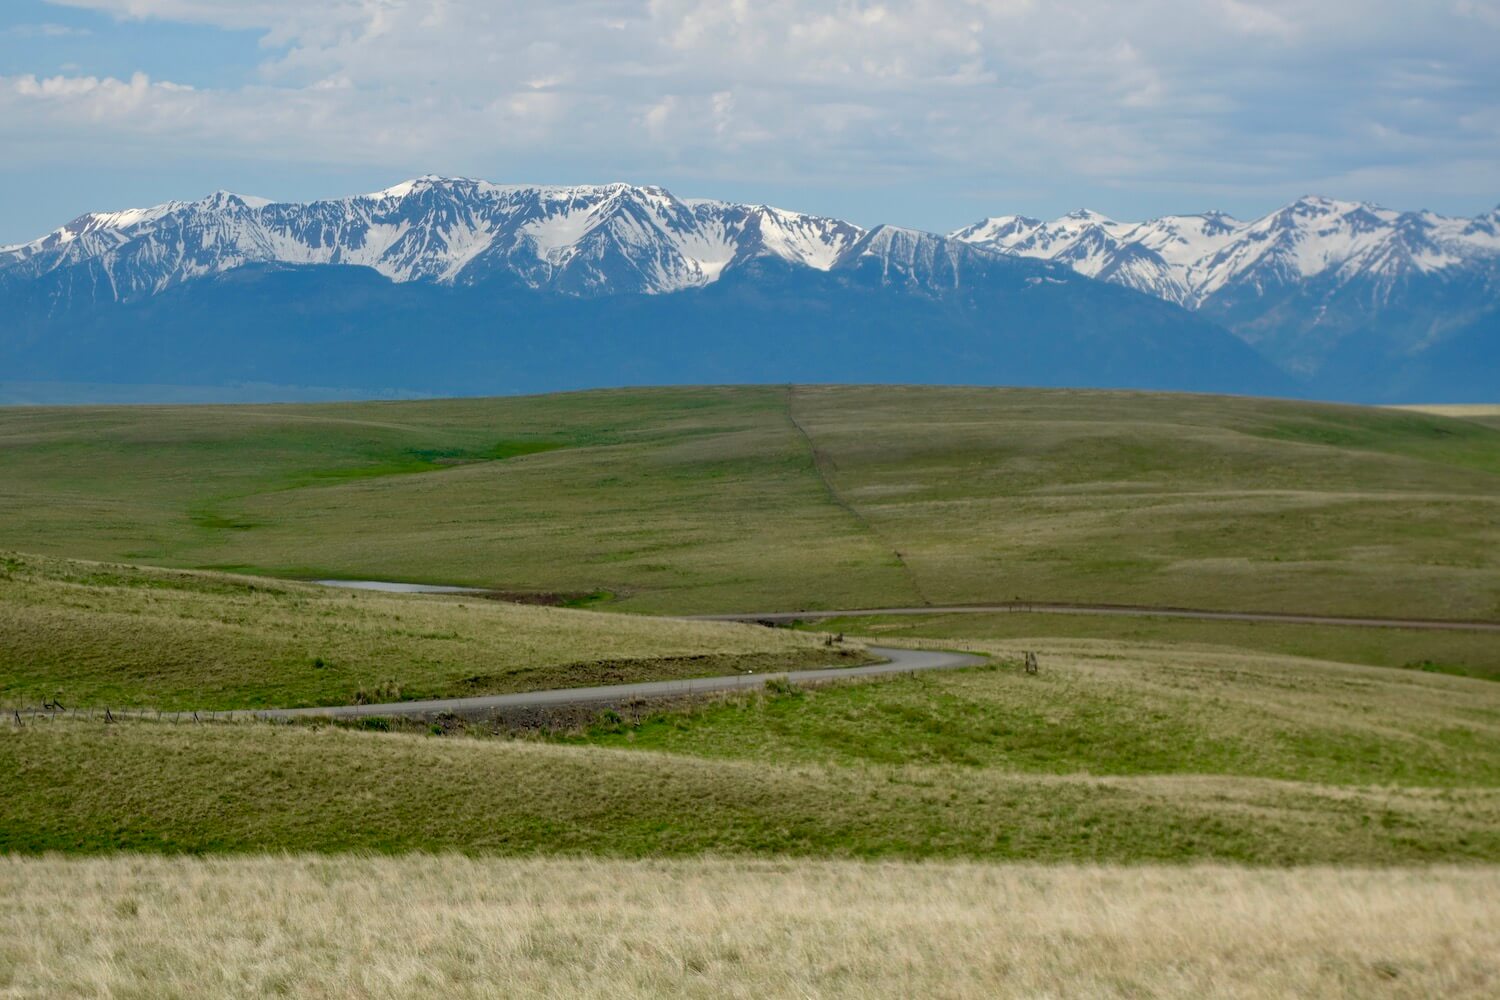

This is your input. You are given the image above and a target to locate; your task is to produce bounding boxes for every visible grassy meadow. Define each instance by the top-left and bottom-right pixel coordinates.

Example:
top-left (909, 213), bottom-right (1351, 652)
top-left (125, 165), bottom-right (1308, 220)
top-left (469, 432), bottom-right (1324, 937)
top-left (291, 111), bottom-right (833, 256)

top-left (5, 640), bottom-right (1498, 862)
top-left (5, 386), bottom-right (1500, 995)
top-left (564, 637), bottom-right (1500, 789)
top-left (1, 386), bottom-right (1497, 618)
top-left (0, 553), bottom-right (856, 711)
top-left (799, 610), bottom-right (1500, 681)
top-left (3, 855), bottom-right (1496, 999)
top-left (2, 388), bottom-right (1498, 861)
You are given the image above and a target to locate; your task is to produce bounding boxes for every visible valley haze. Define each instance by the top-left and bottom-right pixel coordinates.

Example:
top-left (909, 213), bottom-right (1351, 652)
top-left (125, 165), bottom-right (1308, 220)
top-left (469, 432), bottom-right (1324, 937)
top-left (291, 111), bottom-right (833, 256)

top-left (3, 177), bottom-right (1494, 405)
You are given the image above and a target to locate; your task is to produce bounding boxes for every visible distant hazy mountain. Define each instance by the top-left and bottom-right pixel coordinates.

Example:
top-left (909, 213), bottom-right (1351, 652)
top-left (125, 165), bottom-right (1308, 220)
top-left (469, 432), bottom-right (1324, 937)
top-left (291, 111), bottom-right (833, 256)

top-left (1, 179), bottom-right (1491, 402)
top-left (953, 197), bottom-right (1500, 390)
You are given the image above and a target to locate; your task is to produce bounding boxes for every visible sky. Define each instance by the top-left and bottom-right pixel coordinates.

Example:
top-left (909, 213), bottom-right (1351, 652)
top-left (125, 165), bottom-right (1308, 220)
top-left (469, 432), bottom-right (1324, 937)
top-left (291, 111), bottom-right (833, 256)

top-left (1, 0), bottom-right (1497, 245)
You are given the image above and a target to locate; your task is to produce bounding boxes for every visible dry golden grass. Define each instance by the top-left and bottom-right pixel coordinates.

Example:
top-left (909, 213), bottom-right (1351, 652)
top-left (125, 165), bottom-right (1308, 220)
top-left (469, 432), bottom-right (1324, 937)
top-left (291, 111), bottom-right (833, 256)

top-left (0, 855), bottom-right (1495, 999)
top-left (1392, 404), bottom-right (1500, 417)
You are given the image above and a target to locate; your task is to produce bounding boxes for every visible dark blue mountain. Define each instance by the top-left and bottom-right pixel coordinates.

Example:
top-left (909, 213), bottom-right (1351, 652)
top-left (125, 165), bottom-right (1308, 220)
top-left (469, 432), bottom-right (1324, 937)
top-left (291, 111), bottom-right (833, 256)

top-left (5, 178), bottom-right (1476, 402)
top-left (1, 234), bottom-right (1290, 398)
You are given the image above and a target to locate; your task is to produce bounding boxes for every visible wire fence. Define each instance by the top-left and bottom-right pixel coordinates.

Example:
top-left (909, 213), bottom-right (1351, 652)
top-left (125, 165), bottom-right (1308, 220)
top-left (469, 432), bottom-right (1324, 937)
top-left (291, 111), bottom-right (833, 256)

top-left (5, 702), bottom-right (297, 727)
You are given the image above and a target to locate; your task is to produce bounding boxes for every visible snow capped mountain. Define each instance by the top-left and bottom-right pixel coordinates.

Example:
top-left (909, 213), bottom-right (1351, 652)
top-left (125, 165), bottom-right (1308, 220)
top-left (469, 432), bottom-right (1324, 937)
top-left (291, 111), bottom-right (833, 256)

top-left (2, 180), bottom-right (1493, 401)
top-left (833, 224), bottom-right (992, 290)
top-left (3, 178), bottom-right (1296, 403)
top-left (1189, 197), bottom-right (1500, 303)
top-left (953, 198), bottom-right (1500, 308)
top-left (0, 176), bottom-right (864, 302)
top-left (953, 197), bottom-right (1500, 374)
top-left (951, 208), bottom-right (1230, 306)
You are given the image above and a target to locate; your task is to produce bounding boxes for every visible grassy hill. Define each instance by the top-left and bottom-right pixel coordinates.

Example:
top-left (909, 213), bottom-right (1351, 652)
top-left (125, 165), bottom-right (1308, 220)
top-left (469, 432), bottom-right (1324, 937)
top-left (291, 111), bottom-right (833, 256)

top-left (4, 386), bottom-right (1500, 860)
top-left (798, 610), bottom-right (1500, 680)
top-left (4, 637), bottom-right (1498, 862)
top-left (5, 387), bottom-right (1499, 996)
top-left (1, 386), bottom-right (1498, 619)
top-left (565, 637), bottom-right (1500, 788)
top-left (0, 553), bottom-right (856, 711)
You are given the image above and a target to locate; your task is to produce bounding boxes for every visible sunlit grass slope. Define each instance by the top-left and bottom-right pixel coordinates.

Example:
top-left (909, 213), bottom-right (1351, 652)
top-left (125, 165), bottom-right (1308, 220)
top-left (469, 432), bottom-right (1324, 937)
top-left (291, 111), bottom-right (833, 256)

top-left (3, 856), bottom-right (1496, 999)
top-left (568, 637), bottom-right (1500, 788)
top-left (4, 642), bottom-right (1498, 861)
top-left (801, 610), bottom-right (1500, 681)
top-left (1, 385), bottom-right (1498, 617)
top-left (0, 552), bottom-right (853, 711)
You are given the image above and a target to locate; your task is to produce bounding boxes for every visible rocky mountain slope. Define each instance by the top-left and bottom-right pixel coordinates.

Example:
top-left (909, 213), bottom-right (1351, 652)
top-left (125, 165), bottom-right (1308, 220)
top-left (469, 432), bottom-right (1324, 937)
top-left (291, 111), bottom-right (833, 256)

top-left (953, 197), bottom-right (1500, 379)
top-left (0, 177), bottom-right (862, 301)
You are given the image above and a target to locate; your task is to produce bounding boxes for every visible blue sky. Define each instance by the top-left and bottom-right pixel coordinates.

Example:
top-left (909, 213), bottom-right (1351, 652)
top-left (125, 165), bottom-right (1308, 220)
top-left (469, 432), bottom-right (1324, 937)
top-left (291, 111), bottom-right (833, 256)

top-left (2, 0), bottom-right (1497, 245)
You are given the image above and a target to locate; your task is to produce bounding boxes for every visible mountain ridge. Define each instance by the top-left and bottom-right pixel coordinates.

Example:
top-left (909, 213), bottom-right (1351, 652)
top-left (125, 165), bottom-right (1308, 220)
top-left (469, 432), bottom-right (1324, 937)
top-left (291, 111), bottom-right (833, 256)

top-left (1, 178), bottom-right (1494, 403)
top-left (952, 196), bottom-right (1500, 377)
top-left (0, 176), bottom-right (867, 301)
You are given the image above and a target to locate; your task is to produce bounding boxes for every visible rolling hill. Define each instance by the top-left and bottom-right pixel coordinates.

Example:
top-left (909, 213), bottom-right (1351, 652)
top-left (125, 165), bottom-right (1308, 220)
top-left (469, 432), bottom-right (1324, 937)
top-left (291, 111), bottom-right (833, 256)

top-left (5, 384), bottom-right (1500, 997)
top-left (1, 385), bottom-right (1496, 621)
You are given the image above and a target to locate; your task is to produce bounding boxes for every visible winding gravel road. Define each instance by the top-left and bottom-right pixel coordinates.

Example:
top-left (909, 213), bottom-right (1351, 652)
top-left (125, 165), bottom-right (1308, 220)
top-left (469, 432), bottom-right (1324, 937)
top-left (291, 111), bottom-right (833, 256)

top-left (277, 580), bottom-right (1497, 725)
top-left (254, 645), bottom-right (987, 721)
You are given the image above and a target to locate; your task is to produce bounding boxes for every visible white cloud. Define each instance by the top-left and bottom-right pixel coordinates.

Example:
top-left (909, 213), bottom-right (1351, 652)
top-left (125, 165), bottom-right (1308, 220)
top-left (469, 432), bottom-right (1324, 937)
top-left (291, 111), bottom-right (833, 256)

top-left (4, 22), bottom-right (93, 37)
top-left (1219, 0), bottom-right (1299, 40)
top-left (8, 0), bottom-right (1498, 213)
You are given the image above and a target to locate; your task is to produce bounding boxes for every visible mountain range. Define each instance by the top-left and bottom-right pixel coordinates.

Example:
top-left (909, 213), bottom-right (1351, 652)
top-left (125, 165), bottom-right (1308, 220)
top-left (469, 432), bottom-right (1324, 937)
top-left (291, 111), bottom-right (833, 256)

top-left (1, 177), bottom-right (1494, 402)
top-left (952, 198), bottom-right (1500, 393)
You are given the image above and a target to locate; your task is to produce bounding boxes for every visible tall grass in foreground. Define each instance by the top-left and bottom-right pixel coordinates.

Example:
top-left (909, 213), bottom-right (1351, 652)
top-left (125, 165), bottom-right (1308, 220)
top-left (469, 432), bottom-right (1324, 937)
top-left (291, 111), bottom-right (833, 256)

top-left (1, 856), bottom-right (1495, 998)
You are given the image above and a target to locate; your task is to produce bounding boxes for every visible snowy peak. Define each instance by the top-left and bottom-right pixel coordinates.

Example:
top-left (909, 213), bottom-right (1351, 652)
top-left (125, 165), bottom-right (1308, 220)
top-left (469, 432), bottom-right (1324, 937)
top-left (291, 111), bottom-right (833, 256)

top-left (1062, 209), bottom-right (1118, 225)
top-left (835, 224), bottom-right (1011, 291)
top-left (951, 195), bottom-right (1500, 376)
top-left (953, 197), bottom-right (1500, 307)
top-left (739, 205), bottom-right (863, 272)
top-left (0, 178), bottom-right (866, 301)
top-left (949, 215), bottom-right (1042, 246)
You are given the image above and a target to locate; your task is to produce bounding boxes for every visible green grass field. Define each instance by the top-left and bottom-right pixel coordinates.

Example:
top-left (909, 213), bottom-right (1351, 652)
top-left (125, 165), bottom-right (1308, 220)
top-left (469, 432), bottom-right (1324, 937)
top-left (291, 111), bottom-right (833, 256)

top-left (4, 639), bottom-right (1497, 862)
top-left (0, 553), bottom-right (857, 711)
top-left (563, 637), bottom-right (1500, 788)
top-left (5, 388), bottom-right (1500, 993)
top-left (798, 611), bottom-right (1500, 681)
top-left (2, 386), bottom-right (1497, 618)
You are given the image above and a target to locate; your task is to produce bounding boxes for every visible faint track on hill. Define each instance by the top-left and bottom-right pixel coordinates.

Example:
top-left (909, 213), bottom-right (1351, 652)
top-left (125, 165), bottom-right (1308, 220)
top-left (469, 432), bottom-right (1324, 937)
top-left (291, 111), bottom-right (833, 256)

top-left (784, 386), bottom-right (932, 607)
top-left (689, 603), bottom-right (1500, 633)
